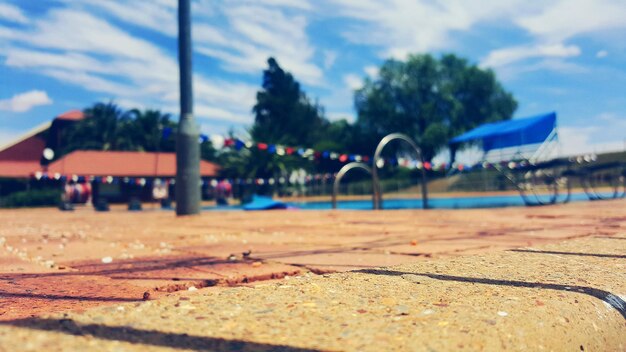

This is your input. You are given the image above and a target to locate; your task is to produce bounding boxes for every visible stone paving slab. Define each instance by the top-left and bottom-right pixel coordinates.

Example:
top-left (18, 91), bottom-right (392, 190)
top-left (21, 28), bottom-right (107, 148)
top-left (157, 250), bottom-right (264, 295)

top-left (1, 200), bottom-right (625, 323)
top-left (0, 235), bottom-right (624, 351)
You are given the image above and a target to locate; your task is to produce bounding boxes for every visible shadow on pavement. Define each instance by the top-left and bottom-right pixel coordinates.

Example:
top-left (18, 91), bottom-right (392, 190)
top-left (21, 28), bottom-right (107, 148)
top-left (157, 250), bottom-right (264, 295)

top-left (355, 269), bottom-right (626, 320)
top-left (1, 318), bottom-right (321, 352)
top-left (0, 291), bottom-right (140, 303)
top-left (0, 256), bottom-right (232, 280)
top-left (509, 249), bottom-right (626, 259)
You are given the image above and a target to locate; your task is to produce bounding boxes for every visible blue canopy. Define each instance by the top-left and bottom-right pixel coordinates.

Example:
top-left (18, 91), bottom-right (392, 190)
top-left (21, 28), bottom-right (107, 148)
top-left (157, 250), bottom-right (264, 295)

top-left (450, 112), bottom-right (556, 152)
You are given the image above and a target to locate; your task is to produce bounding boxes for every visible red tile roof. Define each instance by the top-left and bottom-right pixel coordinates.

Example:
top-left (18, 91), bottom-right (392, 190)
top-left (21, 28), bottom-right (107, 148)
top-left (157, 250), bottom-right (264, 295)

top-left (0, 161), bottom-right (40, 178)
top-left (46, 151), bottom-right (219, 177)
top-left (55, 110), bottom-right (85, 121)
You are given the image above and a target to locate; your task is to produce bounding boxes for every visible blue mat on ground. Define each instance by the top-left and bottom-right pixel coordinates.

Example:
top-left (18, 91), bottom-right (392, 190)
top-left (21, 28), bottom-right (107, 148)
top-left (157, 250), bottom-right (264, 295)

top-left (243, 195), bottom-right (293, 211)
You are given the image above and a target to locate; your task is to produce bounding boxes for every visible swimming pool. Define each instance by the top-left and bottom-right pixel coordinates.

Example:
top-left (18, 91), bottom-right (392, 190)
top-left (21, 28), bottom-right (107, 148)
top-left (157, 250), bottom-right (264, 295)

top-left (204, 192), bottom-right (608, 211)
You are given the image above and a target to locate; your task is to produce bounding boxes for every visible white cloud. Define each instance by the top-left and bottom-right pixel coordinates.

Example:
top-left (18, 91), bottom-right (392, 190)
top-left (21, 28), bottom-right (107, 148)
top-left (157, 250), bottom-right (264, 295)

top-left (21, 10), bottom-right (167, 61)
top-left (114, 98), bottom-right (147, 112)
top-left (236, 0), bottom-right (313, 10)
top-left (6, 49), bottom-right (111, 74)
top-left (195, 24), bottom-right (230, 45)
top-left (481, 43), bottom-right (581, 68)
top-left (364, 65), bottom-right (378, 78)
top-left (322, 0), bottom-right (624, 73)
top-left (328, 0), bottom-right (528, 58)
top-left (42, 69), bottom-right (137, 97)
top-left (0, 3), bottom-right (29, 24)
top-left (63, 0), bottom-right (178, 36)
top-left (494, 58), bottom-right (588, 82)
top-left (194, 76), bottom-right (258, 115)
top-left (195, 105), bottom-right (251, 124)
top-left (479, 0), bottom-right (626, 72)
top-left (194, 3), bottom-right (323, 85)
top-left (343, 73), bottom-right (363, 90)
top-left (596, 50), bottom-right (608, 58)
top-left (559, 113), bottom-right (626, 156)
top-left (516, 0), bottom-right (626, 42)
top-left (326, 111), bottom-right (355, 122)
top-left (323, 50), bottom-right (337, 70)
top-left (0, 90), bottom-right (53, 112)
top-left (1, 6), bottom-right (258, 125)
top-left (559, 127), bottom-right (624, 156)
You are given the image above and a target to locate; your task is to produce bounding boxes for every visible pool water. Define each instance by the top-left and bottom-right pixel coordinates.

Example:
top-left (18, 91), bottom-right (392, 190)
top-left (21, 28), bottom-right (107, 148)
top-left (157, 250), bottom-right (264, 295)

top-left (204, 192), bottom-right (611, 211)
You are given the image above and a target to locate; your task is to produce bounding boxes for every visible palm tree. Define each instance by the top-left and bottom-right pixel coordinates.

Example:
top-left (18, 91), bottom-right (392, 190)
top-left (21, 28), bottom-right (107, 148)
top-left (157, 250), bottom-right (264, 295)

top-left (127, 109), bottom-right (175, 152)
top-left (59, 102), bottom-right (131, 157)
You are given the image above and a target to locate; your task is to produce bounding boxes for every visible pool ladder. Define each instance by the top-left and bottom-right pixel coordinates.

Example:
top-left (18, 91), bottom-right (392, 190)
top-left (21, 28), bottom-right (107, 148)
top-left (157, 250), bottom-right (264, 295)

top-left (332, 133), bottom-right (429, 210)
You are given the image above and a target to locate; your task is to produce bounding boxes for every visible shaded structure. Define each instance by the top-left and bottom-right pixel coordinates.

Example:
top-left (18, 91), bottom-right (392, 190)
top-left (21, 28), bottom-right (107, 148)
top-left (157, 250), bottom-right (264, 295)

top-left (449, 112), bottom-right (625, 205)
top-left (46, 151), bottom-right (218, 178)
top-left (0, 110), bottom-right (85, 179)
top-left (0, 109), bottom-right (220, 204)
top-left (449, 112), bottom-right (558, 164)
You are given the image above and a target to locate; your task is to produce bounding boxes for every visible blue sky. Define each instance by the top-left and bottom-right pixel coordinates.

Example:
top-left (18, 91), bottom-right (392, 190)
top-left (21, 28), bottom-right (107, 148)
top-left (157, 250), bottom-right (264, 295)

top-left (1, 0), bottom-right (625, 156)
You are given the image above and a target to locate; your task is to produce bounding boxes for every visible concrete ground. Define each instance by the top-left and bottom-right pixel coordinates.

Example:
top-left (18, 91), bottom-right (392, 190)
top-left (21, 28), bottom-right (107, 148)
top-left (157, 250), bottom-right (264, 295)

top-left (0, 199), bottom-right (624, 350)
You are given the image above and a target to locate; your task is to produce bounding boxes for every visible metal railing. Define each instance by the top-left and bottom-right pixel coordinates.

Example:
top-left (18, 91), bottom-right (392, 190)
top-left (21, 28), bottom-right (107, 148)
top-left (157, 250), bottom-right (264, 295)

top-left (372, 133), bottom-right (428, 209)
top-left (331, 162), bottom-right (373, 209)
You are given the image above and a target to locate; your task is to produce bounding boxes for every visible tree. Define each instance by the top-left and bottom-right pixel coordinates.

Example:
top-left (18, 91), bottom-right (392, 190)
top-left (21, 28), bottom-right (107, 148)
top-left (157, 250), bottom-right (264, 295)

top-left (126, 109), bottom-right (176, 152)
top-left (251, 57), bottom-right (328, 147)
top-left (312, 119), bottom-right (355, 173)
top-left (57, 102), bottom-right (217, 161)
top-left (59, 102), bottom-right (133, 157)
top-left (244, 58), bottom-right (331, 179)
top-left (126, 109), bottom-right (216, 160)
top-left (354, 54), bottom-right (517, 161)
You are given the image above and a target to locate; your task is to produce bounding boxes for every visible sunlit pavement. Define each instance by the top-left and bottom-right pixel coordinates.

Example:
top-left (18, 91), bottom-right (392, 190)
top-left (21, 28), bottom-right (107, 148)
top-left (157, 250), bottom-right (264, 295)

top-left (0, 199), bottom-right (624, 350)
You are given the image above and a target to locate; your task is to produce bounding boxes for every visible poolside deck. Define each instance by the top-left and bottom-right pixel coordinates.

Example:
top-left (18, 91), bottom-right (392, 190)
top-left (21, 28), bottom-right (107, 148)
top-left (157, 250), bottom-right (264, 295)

top-left (0, 198), bottom-right (624, 350)
top-left (0, 199), bottom-right (624, 322)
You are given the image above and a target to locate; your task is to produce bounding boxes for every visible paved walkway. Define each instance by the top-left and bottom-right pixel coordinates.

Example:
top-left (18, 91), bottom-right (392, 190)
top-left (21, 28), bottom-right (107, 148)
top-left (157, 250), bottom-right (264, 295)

top-left (0, 200), bottom-right (625, 320)
top-left (0, 199), bottom-right (624, 350)
top-left (0, 235), bottom-right (624, 351)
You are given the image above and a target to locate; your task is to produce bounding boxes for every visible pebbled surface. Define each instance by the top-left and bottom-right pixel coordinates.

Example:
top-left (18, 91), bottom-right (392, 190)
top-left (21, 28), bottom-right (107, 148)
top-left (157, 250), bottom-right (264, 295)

top-left (0, 235), bottom-right (624, 351)
top-left (0, 199), bottom-right (624, 322)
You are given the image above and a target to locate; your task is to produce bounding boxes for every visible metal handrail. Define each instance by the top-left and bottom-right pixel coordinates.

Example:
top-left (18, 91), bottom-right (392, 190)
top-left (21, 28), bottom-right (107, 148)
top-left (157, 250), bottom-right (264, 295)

top-left (332, 162), bottom-right (373, 209)
top-left (493, 162), bottom-right (564, 206)
top-left (582, 165), bottom-right (625, 200)
top-left (372, 133), bottom-right (428, 210)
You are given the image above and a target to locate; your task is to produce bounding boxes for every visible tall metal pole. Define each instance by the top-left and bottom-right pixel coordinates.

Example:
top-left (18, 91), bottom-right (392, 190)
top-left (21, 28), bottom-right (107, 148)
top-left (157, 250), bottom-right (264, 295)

top-left (176, 0), bottom-right (200, 215)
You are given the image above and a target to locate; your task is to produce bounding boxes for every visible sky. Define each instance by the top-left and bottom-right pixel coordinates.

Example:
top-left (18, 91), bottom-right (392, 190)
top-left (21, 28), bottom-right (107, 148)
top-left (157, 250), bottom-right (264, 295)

top-left (1, 0), bottom-right (625, 157)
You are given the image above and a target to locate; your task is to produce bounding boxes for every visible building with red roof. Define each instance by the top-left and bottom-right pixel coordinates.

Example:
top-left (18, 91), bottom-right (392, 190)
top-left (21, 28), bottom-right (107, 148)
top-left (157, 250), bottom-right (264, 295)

top-left (0, 110), bottom-right (220, 204)
top-left (0, 110), bottom-right (219, 179)
top-left (0, 110), bottom-right (83, 178)
top-left (55, 110), bottom-right (85, 121)
top-left (46, 150), bottom-right (219, 177)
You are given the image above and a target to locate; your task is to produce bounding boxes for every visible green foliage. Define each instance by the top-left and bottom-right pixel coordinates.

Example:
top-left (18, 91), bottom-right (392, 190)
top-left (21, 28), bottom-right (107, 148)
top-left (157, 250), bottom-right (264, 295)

top-left (312, 119), bottom-right (354, 152)
top-left (354, 53), bottom-right (517, 161)
top-left (0, 189), bottom-right (62, 208)
top-left (57, 102), bottom-right (216, 162)
top-left (200, 139), bottom-right (217, 161)
top-left (60, 102), bottom-right (131, 153)
top-left (229, 57), bottom-right (332, 178)
top-left (0, 178), bottom-right (28, 197)
top-left (251, 58), bottom-right (328, 147)
top-left (126, 109), bottom-right (177, 152)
